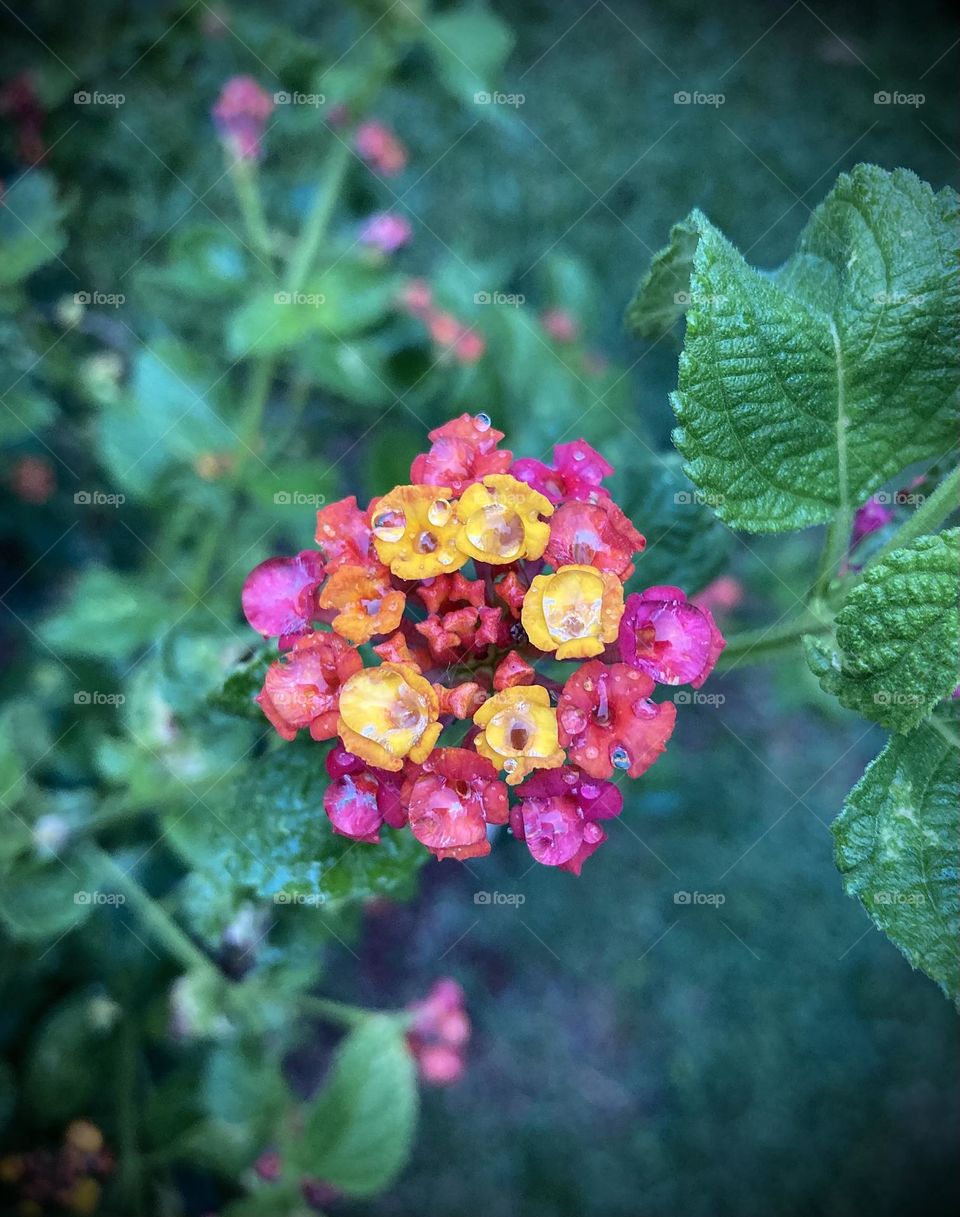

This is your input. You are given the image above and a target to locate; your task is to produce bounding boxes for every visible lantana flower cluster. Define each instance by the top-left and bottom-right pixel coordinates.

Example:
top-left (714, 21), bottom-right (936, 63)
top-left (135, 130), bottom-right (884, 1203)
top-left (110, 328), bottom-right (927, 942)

top-left (242, 415), bottom-right (725, 874)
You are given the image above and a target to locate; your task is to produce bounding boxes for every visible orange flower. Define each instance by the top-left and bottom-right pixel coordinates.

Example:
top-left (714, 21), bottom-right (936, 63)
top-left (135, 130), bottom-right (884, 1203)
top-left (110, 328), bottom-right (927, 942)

top-left (454, 474), bottom-right (553, 565)
top-left (521, 564), bottom-right (624, 660)
top-left (318, 564), bottom-right (405, 644)
top-left (371, 484), bottom-right (466, 579)
top-left (473, 685), bottom-right (564, 785)
top-left (337, 663), bottom-right (442, 771)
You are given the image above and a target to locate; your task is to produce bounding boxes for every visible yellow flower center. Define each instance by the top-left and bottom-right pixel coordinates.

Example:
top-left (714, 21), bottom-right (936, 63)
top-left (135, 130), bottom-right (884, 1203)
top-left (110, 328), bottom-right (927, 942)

top-left (339, 667), bottom-right (430, 758)
top-left (521, 564), bottom-right (624, 660)
top-left (463, 502), bottom-right (525, 560)
top-left (472, 684), bottom-right (565, 783)
top-left (542, 567), bottom-right (603, 642)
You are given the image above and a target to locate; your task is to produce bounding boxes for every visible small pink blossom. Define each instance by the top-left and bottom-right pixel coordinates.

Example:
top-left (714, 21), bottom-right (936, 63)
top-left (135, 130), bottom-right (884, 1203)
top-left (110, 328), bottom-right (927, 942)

top-left (619, 585), bottom-right (725, 688)
top-left (355, 120), bottom-right (407, 176)
top-left (241, 551), bottom-right (325, 647)
top-left (511, 767), bottom-right (623, 875)
top-left (407, 978), bottom-right (470, 1085)
top-left (360, 211), bottom-right (412, 253)
top-left (512, 438), bottom-right (614, 505)
top-left (541, 308), bottom-right (579, 343)
top-left (851, 496), bottom-right (894, 549)
top-left (212, 75), bottom-right (274, 161)
top-left (692, 575), bottom-right (744, 616)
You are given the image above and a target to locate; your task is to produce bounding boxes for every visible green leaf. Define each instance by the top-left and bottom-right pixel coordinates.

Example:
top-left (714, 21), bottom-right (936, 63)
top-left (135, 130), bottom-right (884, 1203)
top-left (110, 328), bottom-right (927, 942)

top-left (0, 172), bottom-right (67, 285)
top-left (806, 529), bottom-right (959, 731)
top-left (40, 567), bottom-right (171, 660)
top-left (0, 858), bottom-right (93, 942)
top-left (642, 166), bottom-right (960, 532)
top-left (295, 1015), bottom-right (418, 1197)
top-left (209, 644), bottom-right (273, 718)
top-left (162, 746), bottom-right (427, 911)
top-left (424, 7), bottom-right (515, 103)
top-left (24, 990), bottom-right (119, 1120)
top-left (296, 337), bottom-right (395, 407)
top-left (625, 215), bottom-right (700, 339)
top-left (833, 723), bottom-right (959, 1000)
top-left (229, 266), bottom-right (398, 357)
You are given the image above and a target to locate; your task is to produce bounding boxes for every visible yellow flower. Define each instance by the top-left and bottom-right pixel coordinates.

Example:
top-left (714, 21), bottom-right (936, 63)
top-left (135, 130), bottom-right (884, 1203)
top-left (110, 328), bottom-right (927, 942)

top-left (371, 485), bottom-right (466, 579)
top-left (473, 685), bottom-right (565, 785)
top-left (455, 474), bottom-right (553, 565)
top-left (318, 564), bottom-right (405, 644)
top-left (521, 564), bottom-right (624, 659)
top-left (337, 663), bottom-right (441, 771)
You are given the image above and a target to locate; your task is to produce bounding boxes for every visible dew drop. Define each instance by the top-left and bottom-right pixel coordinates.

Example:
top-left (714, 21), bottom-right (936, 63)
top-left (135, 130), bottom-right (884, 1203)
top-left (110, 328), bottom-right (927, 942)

top-left (372, 508), bottom-right (406, 543)
top-left (427, 497), bottom-right (452, 526)
top-left (585, 745), bottom-right (600, 760)
top-left (415, 530), bottom-right (438, 554)
top-left (611, 745), bottom-right (631, 770)
top-left (572, 449), bottom-right (585, 461)
top-left (465, 503), bottom-right (524, 559)
top-left (560, 707), bottom-right (588, 735)
top-left (438, 552), bottom-right (455, 566)
top-left (475, 412), bottom-right (492, 431)
top-left (503, 757), bottom-right (518, 773)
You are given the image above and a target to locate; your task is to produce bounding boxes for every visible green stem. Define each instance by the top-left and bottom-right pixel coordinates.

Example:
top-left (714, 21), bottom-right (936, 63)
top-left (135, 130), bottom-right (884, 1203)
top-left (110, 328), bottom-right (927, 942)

top-left (716, 605), bottom-right (833, 670)
top-left (301, 995), bottom-right (370, 1027)
top-left (863, 463), bottom-right (960, 570)
top-left (285, 138), bottom-right (352, 294)
top-left (81, 845), bottom-right (217, 978)
top-left (229, 160), bottom-right (273, 262)
top-left (116, 1019), bottom-right (144, 1215)
top-left (817, 505), bottom-right (855, 592)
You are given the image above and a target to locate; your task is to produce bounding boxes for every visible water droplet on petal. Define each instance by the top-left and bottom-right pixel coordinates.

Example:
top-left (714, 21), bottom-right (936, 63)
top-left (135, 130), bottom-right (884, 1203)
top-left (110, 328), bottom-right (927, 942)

top-left (427, 497), bottom-right (452, 526)
top-left (560, 707), bottom-right (588, 735)
top-left (503, 757), bottom-right (518, 773)
top-left (475, 412), bottom-right (492, 431)
top-left (415, 530), bottom-right (439, 554)
top-left (572, 449), bottom-right (585, 461)
top-left (372, 508), bottom-right (406, 543)
top-left (585, 745), bottom-right (599, 760)
top-left (439, 552), bottom-right (455, 566)
top-left (465, 503), bottom-right (524, 559)
top-left (611, 745), bottom-right (631, 770)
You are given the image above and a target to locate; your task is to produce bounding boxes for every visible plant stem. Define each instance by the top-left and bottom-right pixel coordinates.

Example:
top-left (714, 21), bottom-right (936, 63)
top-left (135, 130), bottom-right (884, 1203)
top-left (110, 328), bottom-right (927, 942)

top-left (716, 605), bottom-right (833, 670)
top-left (300, 995), bottom-right (370, 1027)
top-left (864, 463), bottom-right (960, 569)
top-left (116, 1019), bottom-right (144, 1216)
top-left (230, 160), bottom-right (273, 262)
top-left (81, 844), bottom-right (217, 978)
top-left (817, 505), bottom-right (855, 593)
top-left (285, 138), bottom-right (352, 294)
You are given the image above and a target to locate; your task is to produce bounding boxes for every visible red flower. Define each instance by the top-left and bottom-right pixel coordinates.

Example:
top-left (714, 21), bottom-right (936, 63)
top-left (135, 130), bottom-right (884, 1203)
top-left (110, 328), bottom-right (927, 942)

top-left (511, 767), bottom-right (623, 874)
top-left (619, 586), bottom-right (725, 687)
top-left (492, 650), bottom-right (535, 690)
top-left (242, 551), bottom-right (325, 647)
top-left (406, 978), bottom-right (471, 1084)
top-left (256, 632), bottom-right (361, 741)
top-left (415, 571), bottom-right (486, 615)
top-left (314, 496), bottom-right (377, 573)
top-left (410, 413), bottom-right (512, 496)
top-left (511, 439), bottom-right (614, 505)
top-left (544, 497), bottom-right (645, 579)
top-left (415, 603), bottom-right (507, 665)
top-left (557, 660), bottom-right (676, 779)
top-left (405, 748), bottom-right (508, 861)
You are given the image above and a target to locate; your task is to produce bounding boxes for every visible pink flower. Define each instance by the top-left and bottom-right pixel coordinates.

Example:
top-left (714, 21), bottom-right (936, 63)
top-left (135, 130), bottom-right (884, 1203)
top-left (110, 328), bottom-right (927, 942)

top-left (407, 979), bottom-right (471, 1085)
top-left (256, 632), bottom-right (361, 742)
top-left (541, 308), bottom-right (579, 343)
top-left (403, 748), bottom-right (508, 861)
top-left (355, 120), bottom-right (407, 176)
top-left (511, 767), bottom-right (623, 874)
top-left (241, 550), bottom-right (325, 647)
top-left (314, 496), bottom-right (377, 572)
top-left (544, 497), bottom-right (646, 579)
top-left (322, 744), bottom-right (408, 842)
top-left (398, 278), bottom-right (433, 317)
top-left (212, 75), bottom-right (274, 161)
top-left (851, 496), bottom-right (894, 549)
top-left (360, 211), bottom-right (412, 253)
top-left (410, 413), bottom-right (512, 496)
top-left (619, 586), bottom-right (725, 688)
top-left (511, 439), bottom-right (614, 505)
top-left (692, 575), bottom-right (743, 616)
top-left (557, 660), bottom-right (676, 779)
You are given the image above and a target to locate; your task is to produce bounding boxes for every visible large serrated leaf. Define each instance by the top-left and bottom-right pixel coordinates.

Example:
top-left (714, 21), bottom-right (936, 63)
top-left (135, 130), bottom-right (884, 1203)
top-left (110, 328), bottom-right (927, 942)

top-left (806, 529), bottom-right (959, 731)
top-left (295, 1015), bottom-right (418, 1197)
top-left (624, 215), bottom-right (699, 339)
top-left (634, 165), bottom-right (959, 532)
top-left (833, 723), bottom-right (959, 1001)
